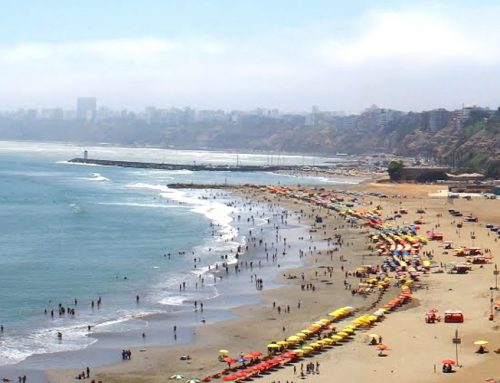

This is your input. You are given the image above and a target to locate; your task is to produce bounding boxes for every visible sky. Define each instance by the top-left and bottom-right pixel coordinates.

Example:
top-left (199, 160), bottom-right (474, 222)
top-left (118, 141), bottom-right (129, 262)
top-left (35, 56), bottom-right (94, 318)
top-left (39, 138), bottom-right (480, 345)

top-left (1, 0), bottom-right (500, 112)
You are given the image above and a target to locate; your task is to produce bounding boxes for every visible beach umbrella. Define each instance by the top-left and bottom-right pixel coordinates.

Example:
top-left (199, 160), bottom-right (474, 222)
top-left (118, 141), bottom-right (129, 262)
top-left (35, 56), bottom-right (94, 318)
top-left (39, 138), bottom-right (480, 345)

top-left (277, 341), bottom-right (288, 346)
top-left (441, 360), bottom-right (456, 365)
top-left (474, 340), bottom-right (488, 345)
top-left (170, 375), bottom-right (184, 380)
top-left (250, 351), bottom-right (263, 357)
top-left (287, 335), bottom-right (301, 342)
top-left (376, 344), bottom-right (389, 351)
top-left (223, 376), bottom-right (237, 382)
top-left (331, 335), bottom-right (344, 341)
top-left (223, 357), bottom-right (237, 364)
top-left (186, 379), bottom-right (200, 383)
top-left (295, 332), bottom-right (307, 338)
top-left (369, 334), bottom-right (379, 338)
top-left (267, 344), bottom-right (280, 349)
top-left (219, 349), bottom-right (229, 354)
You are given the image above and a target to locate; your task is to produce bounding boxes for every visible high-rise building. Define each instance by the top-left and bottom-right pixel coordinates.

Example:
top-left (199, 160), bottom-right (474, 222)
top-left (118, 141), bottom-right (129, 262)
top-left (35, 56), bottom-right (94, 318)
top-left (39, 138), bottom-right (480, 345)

top-left (429, 108), bottom-right (450, 132)
top-left (77, 97), bottom-right (97, 120)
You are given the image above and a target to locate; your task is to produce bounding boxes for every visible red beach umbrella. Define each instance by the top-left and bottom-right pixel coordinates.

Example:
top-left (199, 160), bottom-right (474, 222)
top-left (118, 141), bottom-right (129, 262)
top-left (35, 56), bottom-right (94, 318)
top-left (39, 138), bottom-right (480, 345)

top-left (441, 359), bottom-right (456, 365)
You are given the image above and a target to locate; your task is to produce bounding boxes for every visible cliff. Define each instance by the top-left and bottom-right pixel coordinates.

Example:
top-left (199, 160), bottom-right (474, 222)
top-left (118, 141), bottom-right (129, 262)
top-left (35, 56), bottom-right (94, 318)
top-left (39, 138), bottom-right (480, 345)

top-left (1, 107), bottom-right (499, 176)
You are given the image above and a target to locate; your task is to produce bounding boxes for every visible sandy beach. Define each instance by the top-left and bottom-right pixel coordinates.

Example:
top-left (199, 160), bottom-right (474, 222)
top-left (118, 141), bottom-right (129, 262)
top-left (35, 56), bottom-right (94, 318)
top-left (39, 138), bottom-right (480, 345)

top-left (35, 181), bottom-right (500, 383)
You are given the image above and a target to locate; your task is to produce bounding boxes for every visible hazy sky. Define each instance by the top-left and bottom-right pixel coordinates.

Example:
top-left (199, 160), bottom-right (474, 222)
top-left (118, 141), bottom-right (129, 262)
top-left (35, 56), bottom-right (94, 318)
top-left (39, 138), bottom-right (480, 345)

top-left (1, 0), bottom-right (499, 112)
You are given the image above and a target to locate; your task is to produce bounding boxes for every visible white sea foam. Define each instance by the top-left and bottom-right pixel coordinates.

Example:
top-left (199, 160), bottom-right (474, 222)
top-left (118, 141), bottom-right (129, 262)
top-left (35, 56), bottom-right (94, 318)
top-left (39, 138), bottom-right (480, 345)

top-left (0, 310), bottom-right (163, 365)
top-left (92, 316), bottom-right (148, 333)
top-left (157, 287), bottom-right (220, 306)
top-left (57, 160), bottom-right (102, 167)
top-left (97, 202), bottom-right (182, 209)
top-left (126, 183), bottom-right (239, 242)
top-left (0, 324), bottom-right (96, 366)
top-left (158, 295), bottom-right (186, 306)
top-left (80, 172), bottom-right (109, 181)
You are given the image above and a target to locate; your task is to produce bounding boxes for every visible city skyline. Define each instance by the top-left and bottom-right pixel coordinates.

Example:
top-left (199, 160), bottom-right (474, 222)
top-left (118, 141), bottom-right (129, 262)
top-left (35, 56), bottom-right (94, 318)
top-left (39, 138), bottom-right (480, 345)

top-left (1, 1), bottom-right (500, 111)
top-left (1, 96), bottom-right (492, 117)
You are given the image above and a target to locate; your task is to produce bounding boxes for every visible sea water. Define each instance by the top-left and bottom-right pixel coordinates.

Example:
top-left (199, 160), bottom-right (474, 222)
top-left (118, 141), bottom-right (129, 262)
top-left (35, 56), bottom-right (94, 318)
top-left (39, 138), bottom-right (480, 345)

top-left (0, 141), bottom-right (363, 367)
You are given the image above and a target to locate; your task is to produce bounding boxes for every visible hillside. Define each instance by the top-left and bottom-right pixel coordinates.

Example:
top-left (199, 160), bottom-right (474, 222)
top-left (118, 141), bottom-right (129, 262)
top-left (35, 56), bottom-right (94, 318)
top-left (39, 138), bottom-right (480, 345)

top-left (1, 107), bottom-right (499, 177)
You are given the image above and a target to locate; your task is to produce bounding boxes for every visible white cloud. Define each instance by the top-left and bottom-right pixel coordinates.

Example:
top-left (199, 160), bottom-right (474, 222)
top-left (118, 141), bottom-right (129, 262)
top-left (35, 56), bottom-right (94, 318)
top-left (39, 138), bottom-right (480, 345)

top-left (1, 5), bottom-right (500, 111)
top-left (316, 9), bottom-right (500, 65)
top-left (0, 37), bottom-right (226, 64)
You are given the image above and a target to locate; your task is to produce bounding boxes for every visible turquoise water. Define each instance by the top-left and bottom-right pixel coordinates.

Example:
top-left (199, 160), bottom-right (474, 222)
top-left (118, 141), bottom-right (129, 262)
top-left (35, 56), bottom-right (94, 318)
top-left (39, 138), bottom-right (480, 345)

top-left (0, 141), bottom-right (360, 366)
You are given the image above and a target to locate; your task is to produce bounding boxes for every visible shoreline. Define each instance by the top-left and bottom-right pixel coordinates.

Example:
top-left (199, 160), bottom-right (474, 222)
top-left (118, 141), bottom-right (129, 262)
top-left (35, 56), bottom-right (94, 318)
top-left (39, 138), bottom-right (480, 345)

top-left (41, 185), bottom-right (378, 383)
top-left (0, 186), bottom-right (333, 381)
top-left (3, 180), bottom-right (498, 383)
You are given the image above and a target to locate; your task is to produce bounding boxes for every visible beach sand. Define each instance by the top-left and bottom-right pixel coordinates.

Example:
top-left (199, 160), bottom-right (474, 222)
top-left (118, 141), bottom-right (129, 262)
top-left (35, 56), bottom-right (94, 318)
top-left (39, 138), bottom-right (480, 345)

top-left (44, 182), bottom-right (500, 383)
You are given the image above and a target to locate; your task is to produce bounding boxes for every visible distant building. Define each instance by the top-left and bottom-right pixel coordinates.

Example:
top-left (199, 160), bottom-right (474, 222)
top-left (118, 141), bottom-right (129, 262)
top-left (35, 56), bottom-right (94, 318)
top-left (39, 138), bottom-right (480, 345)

top-left (397, 166), bottom-right (451, 181)
top-left (77, 97), bottom-right (97, 121)
top-left (429, 108), bottom-right (450, 132)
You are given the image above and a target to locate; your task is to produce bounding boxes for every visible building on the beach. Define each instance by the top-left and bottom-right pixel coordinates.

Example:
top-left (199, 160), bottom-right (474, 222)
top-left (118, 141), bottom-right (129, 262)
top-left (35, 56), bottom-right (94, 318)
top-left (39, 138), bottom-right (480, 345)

top-left (446, 173), bottom-right (485, 182)
top-left (448, 184), bottom-right (495, 194)
top-left (397, 166), bottom-right (451, 182)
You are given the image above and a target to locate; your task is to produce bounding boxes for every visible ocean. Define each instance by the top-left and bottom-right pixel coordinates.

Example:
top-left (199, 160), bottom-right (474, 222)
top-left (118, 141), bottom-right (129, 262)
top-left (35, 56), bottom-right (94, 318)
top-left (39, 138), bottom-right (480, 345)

top-left (0, 141), bottom-right (363, 368)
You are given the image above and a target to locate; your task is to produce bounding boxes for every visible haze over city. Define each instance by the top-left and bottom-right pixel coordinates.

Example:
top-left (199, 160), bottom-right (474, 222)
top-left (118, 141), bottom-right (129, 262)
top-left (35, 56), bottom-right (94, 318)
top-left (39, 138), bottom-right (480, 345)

top-left (1, 0), bottom-right (500, 112)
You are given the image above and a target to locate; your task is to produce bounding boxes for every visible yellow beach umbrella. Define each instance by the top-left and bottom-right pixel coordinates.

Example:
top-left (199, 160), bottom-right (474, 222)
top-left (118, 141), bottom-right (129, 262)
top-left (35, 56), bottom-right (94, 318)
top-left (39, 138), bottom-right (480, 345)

top-left (287, 336), bottom-right (301, 342)
top-left (322, 338), bottom-right (334, 344)
top-left (319, 318), bottom-right (331, 324)
top-left (331, 335), bottom-right (344, 341)
top-left (309, 342), bottom-right (321, 348)
top-left (302, 346), bottom-right (314, 351)
top-left (295, 333), bottom-right (307, 338)
top-left (474, 340), bottom-right (488, 345)
top-left (219, 349), bottom-right (229, 354)
top-left (267, 344), bottom-right (280, 349)
top-left (277, 341), bottom-right (288, 346)
top-left (301, 329), bottom-right (313, 334)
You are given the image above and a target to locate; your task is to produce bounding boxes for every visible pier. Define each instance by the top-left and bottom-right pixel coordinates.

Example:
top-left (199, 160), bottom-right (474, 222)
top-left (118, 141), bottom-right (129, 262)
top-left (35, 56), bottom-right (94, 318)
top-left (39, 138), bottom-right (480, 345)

top-left (68, 157), bottom-right (328, 172)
